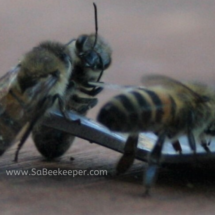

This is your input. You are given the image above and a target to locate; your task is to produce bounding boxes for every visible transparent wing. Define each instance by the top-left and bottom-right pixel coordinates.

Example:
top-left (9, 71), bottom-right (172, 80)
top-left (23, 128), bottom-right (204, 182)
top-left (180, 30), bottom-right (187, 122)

top-left (141, 74), bottom-right (208, 103)
top-left (14, 72), bottom-right (60, 161)
top-left (0, 66), bottom-right (20, 114)
top-left (24, 71), bottom-right (59, 108)
top-left (0, 66), bottom-right (20, 99)
top-left (11, 72), bottom-right (59, 142)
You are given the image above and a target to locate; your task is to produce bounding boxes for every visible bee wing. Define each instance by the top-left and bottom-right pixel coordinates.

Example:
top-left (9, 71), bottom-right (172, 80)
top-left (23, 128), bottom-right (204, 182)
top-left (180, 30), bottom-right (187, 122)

top-left (24, 71), bottom-right (59, 106)
top-left (0, 66), bottom-right (20, 99)
top-left (141, 74), bottom-right (207, 103)
top-left (13, 72), bottom-right (60, 161)
top-left (12, 73), bottom-right (58, 140)
top-left (0, 66), bottom-right (20, 114)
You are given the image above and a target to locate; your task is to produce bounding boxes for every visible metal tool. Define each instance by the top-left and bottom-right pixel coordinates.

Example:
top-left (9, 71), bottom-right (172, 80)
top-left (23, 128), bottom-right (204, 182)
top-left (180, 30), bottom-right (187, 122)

top-left (43, 111), bottom-right (215, 164)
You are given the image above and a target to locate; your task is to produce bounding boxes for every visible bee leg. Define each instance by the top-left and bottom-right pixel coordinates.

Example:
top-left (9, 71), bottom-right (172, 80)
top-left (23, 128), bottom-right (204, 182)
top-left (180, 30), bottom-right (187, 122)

top-left (76, 104), bottom-right (95, 114)
top-left (167, 134), bottom-right (182, 154)
top-left (187, 111), bottom-right (196, 153)
top-left (54, 94), bottom-right (70, 120)
top-left (187, 130), bottom-right (196, 153)
top-left (116, 134), bottom-right (139, 174)
top-left (144, 132), bottom-right (166, 196)
top-left (72, 95), bottom-right (98, 108)
top-left (83, 81), bottom-right (104, 96)
top-left (172, 140), bottom-right (182, 154)
top-left (14, 120), bottom-right (38, 162)
top-left (89, 87), bottom-right (104, 96)
top-left (14, 96), bottom-right (54, 162)
top-left (201, 140), bottom-right (211, 153)
top-left (80, 85), bottom-right (103, 96)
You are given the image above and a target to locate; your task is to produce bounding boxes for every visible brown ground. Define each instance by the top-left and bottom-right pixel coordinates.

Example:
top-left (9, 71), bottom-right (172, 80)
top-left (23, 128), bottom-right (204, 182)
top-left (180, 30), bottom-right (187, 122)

top-left (1, 1), bottom-right (215, 214)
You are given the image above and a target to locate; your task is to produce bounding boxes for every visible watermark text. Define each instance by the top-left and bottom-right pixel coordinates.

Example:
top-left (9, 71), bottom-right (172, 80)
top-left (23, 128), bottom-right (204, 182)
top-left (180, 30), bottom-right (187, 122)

top-left (5, 168), bottom-right (108, 177)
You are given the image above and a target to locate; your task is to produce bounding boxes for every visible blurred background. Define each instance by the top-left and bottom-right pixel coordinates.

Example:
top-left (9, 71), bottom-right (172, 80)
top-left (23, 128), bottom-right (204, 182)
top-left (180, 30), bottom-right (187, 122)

top-left (1, 1), bottom-right (215, 214)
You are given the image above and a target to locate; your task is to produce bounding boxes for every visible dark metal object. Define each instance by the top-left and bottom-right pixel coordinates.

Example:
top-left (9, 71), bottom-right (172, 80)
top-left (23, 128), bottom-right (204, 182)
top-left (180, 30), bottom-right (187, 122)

top-left (43, 111), bottom-right (215, 164)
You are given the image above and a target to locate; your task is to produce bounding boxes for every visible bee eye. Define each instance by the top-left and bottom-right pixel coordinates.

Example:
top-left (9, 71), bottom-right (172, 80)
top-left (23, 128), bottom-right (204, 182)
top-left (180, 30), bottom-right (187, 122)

top-left (76, 35), bottom-right (88, 51)
top-left (80, 51), bottom-right (98, 68)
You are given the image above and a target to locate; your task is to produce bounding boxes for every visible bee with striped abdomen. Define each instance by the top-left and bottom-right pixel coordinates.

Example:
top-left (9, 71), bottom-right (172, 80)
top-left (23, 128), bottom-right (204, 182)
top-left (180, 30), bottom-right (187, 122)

top-left (0, 41), bottom-right (73, 161)
top-left (32, 3), bottom-right (112, 160)
top-left (97, 75), bottom-right (214, 194)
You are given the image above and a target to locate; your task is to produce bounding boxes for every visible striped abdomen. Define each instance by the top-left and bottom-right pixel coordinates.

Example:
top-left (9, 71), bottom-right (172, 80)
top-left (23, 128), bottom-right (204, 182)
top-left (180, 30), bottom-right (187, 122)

top-left (97, 87), bottom-right (186, 133)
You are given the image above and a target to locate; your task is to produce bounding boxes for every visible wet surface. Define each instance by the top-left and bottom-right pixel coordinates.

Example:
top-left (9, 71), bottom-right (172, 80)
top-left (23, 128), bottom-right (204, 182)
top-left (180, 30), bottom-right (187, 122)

top-left (1, 1), bottom-right (215, 214)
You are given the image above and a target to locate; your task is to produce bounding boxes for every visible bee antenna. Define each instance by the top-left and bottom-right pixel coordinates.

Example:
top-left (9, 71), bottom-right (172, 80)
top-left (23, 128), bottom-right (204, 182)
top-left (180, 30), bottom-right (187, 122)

top-left (93, 2), bottom-right (98, 49)
top-left (91, 2), bottom-right (104, 83)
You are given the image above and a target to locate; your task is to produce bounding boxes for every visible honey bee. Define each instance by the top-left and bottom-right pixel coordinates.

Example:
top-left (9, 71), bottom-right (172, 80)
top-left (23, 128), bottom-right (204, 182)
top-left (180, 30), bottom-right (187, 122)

top-left (97, 75), bottom-right (214, 194)
top-left (0, 41), bottom-right (73, 162)
top-left (32, 3), bottom-right (112, 159)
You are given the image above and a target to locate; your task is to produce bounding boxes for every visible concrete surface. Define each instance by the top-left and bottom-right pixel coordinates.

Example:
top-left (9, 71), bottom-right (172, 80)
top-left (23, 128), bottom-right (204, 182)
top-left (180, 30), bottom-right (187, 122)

top-left (0, 0), bottom-right (215, 214)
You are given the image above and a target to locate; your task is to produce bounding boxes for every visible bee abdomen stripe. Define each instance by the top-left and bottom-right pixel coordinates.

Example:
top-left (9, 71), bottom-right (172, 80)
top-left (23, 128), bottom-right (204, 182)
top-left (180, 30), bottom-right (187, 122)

top-left (130, 91), bottom-right (152, 123)
top-left (115, 94), bottom-right (139, 125)
top-left (144, 89), bottom-right (163, 123)
top-left (115, 94), bottom-right (136, 112)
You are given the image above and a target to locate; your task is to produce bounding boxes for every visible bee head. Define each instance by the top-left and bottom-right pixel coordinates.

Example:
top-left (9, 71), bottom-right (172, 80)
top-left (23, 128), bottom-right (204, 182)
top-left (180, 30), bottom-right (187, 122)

top-left (75, 3), bottom-right (109, 72)
top-left (75, 35), bottom-right (99, 69)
